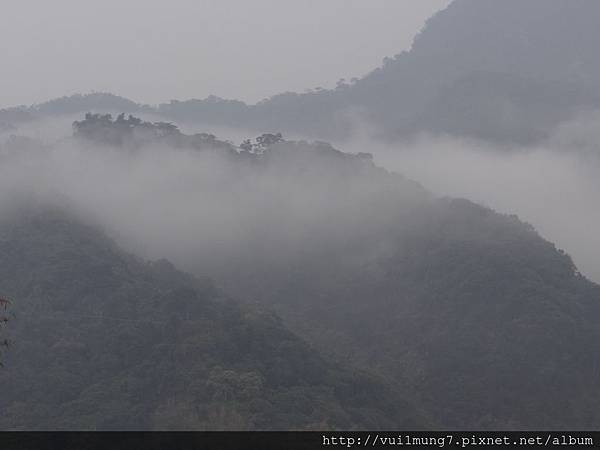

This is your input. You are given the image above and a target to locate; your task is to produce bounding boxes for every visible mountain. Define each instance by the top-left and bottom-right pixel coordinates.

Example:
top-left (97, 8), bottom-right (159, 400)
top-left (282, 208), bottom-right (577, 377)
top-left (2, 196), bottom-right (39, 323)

top-left (405, 71), bottom-right (600, 144)
top-left (236, 195), bottom-right (600, 429)
top-left (7, 1), bottom-right (600, 144)
top-left (0, 208), bottom-right (426, 430)
top-left (152, 0), bottom-right (600, 143)
top-left (72, 113), bottom-right (237, 152)
top-left (179, 132), bottom-right (600, 428)
top-left (35, 93), bottom-right (148, 117)
top-left (3, 0), bottom-right (600, 434)
top-left (40, 115), bottom-right (600, 430)
top-left (0, 94), bottom-right (149, 135)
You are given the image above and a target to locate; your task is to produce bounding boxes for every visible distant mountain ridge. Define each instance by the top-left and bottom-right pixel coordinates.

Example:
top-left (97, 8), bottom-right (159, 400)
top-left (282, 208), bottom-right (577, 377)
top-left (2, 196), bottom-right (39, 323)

top-left (4, 0), bottom-right (600, 144)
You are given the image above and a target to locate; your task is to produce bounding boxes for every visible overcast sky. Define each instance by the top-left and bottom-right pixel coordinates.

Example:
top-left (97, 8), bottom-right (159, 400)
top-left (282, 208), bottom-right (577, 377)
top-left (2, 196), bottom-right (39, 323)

top-left (2, 0), bottom-right (450, 107)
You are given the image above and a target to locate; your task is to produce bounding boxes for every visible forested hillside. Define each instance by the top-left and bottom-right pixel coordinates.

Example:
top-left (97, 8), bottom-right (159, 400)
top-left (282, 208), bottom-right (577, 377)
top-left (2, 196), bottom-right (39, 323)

top-left (0, 209), bottom-right (425, 430)
top-left (9, 114), bottom-right (595, 430)
top-left (3, 0), bottom-right (600, 437)
top-left (240, 196), bottom-right (600, 428)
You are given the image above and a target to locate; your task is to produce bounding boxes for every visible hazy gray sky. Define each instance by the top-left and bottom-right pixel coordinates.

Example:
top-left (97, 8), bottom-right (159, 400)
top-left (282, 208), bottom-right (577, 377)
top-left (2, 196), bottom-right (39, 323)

top-left (2, 0), bottom-right (450, 107)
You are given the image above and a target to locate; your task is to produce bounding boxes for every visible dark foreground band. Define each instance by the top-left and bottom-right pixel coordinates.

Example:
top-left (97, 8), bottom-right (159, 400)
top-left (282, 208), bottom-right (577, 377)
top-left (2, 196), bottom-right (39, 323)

top-left (0, 431), bottom-right (596, 450)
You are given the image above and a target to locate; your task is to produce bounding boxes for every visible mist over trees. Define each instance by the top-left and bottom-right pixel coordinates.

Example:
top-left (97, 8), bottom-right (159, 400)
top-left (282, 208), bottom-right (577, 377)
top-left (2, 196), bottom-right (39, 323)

top-left (1, 115), bottom-right (600, 429)
top-left (0, 210), bottom-right (426, 430)
top-left (2, 0), bottom-right (600, 433)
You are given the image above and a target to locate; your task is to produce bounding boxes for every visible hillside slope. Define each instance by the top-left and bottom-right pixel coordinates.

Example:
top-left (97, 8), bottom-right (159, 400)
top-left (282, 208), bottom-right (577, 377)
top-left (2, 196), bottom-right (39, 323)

top-left (0, 209), bottom-right (425, 430)
top-left (185, 136), bottom-right (600, 428)
top-left (241, 196), bottom-right (600, 429)
top-left (4, 115), bottom-right (600, 430)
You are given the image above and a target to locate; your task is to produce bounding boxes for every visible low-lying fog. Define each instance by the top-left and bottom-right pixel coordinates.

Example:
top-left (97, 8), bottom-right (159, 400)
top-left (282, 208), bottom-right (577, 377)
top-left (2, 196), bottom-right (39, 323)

top-left (2, 112), bottom-right (599, 284)
top-left (339, 113), bottom-right (600, 282)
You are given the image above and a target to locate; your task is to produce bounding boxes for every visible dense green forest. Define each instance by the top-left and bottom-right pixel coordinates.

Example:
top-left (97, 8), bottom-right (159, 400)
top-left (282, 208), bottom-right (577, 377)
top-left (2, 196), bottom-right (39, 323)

top-left (3, 0), bottom-right (600, 435)
top-left (1, 114), bottom-right (599, 429)
top-left (247, 197), bottom-right (600, 428)
top-left (0, 209), bottom-right (425, 430)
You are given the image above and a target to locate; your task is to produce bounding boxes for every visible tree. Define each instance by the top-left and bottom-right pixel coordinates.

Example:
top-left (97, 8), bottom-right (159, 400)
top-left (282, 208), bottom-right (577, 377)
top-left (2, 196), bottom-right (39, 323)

top-left (240, 139), bottom-right (253, 153)
top-left (73, 114), bottom-right (180, 146)
top-left (255, 133), bottom-right (283, 151)
top-left (239, 134), bottom-right (284, 154)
